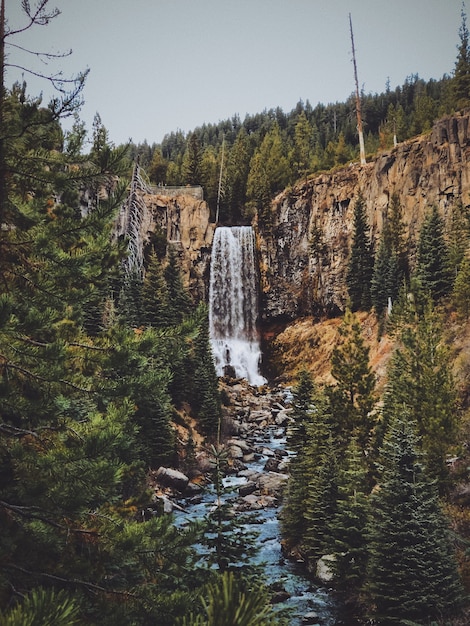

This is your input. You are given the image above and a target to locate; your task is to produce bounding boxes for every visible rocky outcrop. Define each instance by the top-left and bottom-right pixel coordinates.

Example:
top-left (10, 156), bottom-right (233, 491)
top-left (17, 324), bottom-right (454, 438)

top-left (118, 189), bottom-right (215, 302)
top-left (256, 111), bottom-right (470, 321)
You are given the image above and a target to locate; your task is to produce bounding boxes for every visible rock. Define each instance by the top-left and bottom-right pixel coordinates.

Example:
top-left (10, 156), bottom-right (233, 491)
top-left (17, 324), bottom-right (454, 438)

top-left (227, 438), bottom-right (252, 452)
top-left (228, 445), bottom-right (244, 459)
top-left (275, 409), bottom-right (292, 426)
top-left (264, 457), bottom-right (280, 472)
top-left (271, 590), bottom-right (291, 604)
top-left (261, 447), bottom-right (275, 457)
top-left (257, 472), bottom-right (288, 497)
top-left (184, 482), bottom-right (202, 496)
top-left (301, 611), bottom-right (320, 624)
top-left (155, 467), bottom-right (189, 492)
top-left (238, 481), bottom-right (257, 497)
top-left (239, 494), bottom-right (263, 510)
top-left (316, 554), bottom-right (336, 582)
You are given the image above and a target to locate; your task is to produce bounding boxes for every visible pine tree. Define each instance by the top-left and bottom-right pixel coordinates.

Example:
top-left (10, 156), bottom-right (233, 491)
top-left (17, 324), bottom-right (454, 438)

top-left (327, 310), bottom-right (376, 450)
top-left (191, 309), bottom-right (221, 437)
top-left (450, 3), bottom-right (470, 109)
top-left (142, 249), bottom-right (170, 327)
top-left (415, 205), bottom-right (452, 301)
top-left (346, 194), bottom-right (374, 311)
top-left (282, 371), bottom-right (333, 547)
top-left (303, 440), bottom-right (340, 563)
top-left (164, 245), bottom-right (192, 324)
top-left (365, 417), bottom-right (463, 624)
top-left (183, 132), bottom-right (203, 185)
top-left (331, 438), bottom-right (370, 606)
top-left (225, 128), bottom-right (251, 223)
top-left (453, 249), bottom-right (470, 318)
top-left (382, 296), bottom-right (458, 486)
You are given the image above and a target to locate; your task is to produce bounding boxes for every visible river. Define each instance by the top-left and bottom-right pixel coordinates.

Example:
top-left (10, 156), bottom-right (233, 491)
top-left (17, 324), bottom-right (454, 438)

top-left (171, 385), bottom-right (346, 626)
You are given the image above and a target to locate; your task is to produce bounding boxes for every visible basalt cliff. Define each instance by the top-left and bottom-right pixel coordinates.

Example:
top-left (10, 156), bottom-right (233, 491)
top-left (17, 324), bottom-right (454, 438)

top-left (127, 111), bottom-right (470, 325)
top-left (256, 110), bottom-right (470, 323)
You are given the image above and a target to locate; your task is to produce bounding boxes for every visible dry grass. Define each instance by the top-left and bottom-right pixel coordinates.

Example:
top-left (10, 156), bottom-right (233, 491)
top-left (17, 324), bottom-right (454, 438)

top-left (270, 311), bottom-right (394, 393)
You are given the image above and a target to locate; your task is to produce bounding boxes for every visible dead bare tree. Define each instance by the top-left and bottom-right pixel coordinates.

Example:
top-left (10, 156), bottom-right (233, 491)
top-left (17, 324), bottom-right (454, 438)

top-left (349, 13), bottom-right (366, 165)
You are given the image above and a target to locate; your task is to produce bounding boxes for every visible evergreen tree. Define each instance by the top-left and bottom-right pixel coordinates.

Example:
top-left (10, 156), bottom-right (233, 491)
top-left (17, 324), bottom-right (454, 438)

top-left (225, 128), bottom-right (251, 223)
top-left (450, 4), bottom-right (470, 109)
top-left (415, 205), bottom-right (453, 301)
top-left (346, 194), bottom-right (374, 311)
top-left (191, 308), bottom-right (221, 437)
top-left (183, 132), bottom-right (203, 185)
top-left (282, 371), bottom-right (334, 547)
top-left (303, 440), bottom-right (340, 563)
top-left (382, 296), bottom-right (458, 485)
top-left (365, 417), bottom-right (463, 624)
top-left (164, 245), bottom-right (192, 324)
top-left (453, 249), bottom-right (470, 318)
top-left (331, 438), bottom-right (370, 606)
top-left (142, 249), bottom-right (170, 327)
top-left (327, 310), bottom-right (376, 450)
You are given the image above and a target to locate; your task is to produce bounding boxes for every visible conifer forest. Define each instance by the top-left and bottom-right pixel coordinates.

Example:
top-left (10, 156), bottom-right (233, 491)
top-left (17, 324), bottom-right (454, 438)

top-left (2, 2), bottom-right (470, 625)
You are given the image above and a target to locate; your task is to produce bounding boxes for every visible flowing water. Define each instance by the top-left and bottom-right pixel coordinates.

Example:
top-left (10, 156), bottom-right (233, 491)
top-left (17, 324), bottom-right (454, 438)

top-left (209, 226), bottom-right (266, 386)
top-left (173, 423), bottom-right (341, 625)
top-left (200, 226), bottom-right (344, 624)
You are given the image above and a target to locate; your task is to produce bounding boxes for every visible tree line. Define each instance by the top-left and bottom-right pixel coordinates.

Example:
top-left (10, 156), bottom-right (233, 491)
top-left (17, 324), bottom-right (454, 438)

top-left (128, 6), bottom-right (470, 225)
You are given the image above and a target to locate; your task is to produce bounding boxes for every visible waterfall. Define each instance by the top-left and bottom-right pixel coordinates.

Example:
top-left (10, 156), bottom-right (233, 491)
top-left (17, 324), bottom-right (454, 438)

top-left (209, 226), bottom-right (266, 386)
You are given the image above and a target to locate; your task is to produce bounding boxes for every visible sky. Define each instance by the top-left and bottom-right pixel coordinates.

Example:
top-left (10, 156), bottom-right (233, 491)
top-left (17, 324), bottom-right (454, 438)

top-left (4, 0), bottom-right (465, 147)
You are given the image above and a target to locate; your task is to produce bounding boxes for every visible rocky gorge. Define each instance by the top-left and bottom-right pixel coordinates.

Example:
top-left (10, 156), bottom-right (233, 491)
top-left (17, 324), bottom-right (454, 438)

top-left (151, 380), bottom-right (342, 625)
top-left (124, 111), bottom-right (470, 326)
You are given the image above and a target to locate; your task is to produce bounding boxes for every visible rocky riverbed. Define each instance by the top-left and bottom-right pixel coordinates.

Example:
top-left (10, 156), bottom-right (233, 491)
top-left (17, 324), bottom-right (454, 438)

top-left (148, 380), bottom-right (346, 625)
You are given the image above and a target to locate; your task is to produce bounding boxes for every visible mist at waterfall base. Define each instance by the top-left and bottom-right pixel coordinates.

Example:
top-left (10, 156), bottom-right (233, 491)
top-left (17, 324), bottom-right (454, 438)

top-left (209, 226), bottom-right (266, 386)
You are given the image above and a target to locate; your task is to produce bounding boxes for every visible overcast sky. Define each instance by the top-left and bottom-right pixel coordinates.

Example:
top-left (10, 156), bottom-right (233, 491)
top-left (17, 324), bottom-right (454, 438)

top-left (4, 0), bottom-right (464, 146)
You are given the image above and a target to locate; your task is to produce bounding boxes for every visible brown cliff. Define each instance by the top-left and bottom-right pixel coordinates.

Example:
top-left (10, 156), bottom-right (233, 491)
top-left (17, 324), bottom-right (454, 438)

top-left (256, 111), bottom-right (470, 322)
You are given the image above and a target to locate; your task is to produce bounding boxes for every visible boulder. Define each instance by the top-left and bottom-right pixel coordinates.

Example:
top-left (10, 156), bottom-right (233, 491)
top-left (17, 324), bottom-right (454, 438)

top-left (257, 472), bottom-right (288, 497)
top-left (155, 467), bottom-right (189, 492)
top-left (316, 554), bottom-right (336, 582)
top-left (238, 481), bottom-right (258, 497)
top-left (264, 457), bottom-right (281, 472)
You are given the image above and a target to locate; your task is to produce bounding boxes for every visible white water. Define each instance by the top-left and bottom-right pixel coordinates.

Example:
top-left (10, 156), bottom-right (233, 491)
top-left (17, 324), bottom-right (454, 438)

top-left (209, 226), bottom-right (266, 386)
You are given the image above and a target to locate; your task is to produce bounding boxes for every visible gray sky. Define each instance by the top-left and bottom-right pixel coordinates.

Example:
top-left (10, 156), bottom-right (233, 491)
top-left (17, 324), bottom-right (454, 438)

top-left (5, 0), bottom-right (464, 146)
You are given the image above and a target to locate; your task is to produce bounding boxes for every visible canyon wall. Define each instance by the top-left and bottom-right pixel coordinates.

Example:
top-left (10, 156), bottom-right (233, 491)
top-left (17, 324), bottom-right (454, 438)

top-left (118, 190), bottom-right (215, 302)
top-left (256, 111), bottom-right (470, 322)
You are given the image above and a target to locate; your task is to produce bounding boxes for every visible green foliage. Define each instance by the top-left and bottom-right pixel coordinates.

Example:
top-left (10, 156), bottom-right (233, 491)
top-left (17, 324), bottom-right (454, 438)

top-left (331, 439), bottom-right (370, 601)
top-left (415, 205), bottom-right (453, 301)
top-left (328, 310), bottom-right (376, 449)
top-left (453, 249), bottom-right (470, 317)
top-left (346, 194), bottom-right (374, 311)
top-left (382, 295), bottom-right (458, 485)
top-left (179, 571), bottom-right (280, 626)
top-left (0, 587), bottom-right (81, 626)
top-left (365, 417), bottom-right (463, 624)
top-left (450, 4), bottom-right (470, 109)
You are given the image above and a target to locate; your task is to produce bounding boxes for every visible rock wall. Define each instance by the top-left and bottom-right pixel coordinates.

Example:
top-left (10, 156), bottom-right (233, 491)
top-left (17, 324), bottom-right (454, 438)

top-left (129, 191), bottom-right (215, 302)
top-left (256, 111), bottom-right (470, 322)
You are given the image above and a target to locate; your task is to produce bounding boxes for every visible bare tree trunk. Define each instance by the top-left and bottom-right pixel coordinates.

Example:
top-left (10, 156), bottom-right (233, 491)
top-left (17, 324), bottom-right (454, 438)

top-left (0, 0), bottom-right (6, 224)
top-left (349, 13), bottom-right (366, 166)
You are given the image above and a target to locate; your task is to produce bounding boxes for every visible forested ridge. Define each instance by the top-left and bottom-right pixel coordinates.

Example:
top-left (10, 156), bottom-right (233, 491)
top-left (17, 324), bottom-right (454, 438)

top-left (2, 1), bottom-right (470, 625)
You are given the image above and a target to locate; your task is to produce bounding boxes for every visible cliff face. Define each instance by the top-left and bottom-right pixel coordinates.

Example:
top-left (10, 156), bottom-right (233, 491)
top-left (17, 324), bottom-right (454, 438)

top-left (256, 111), bottom-right (470, 322)
top-left (120, 191), bottom-right (215, 302)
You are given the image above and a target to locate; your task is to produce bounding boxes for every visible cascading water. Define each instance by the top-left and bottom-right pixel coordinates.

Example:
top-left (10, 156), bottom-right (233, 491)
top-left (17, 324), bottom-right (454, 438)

top-left (209, 226), bottom-right (266, 386)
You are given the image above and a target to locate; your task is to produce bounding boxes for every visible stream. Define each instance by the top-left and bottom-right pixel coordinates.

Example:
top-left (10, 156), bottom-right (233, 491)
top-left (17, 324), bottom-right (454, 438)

top-left (171, 386), bottom-right (345, 626)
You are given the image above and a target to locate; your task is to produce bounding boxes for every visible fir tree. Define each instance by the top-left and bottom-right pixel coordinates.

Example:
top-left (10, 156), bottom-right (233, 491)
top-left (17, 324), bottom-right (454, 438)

top-left (346, 194), bottom-right (374, 311)
top-left (365, 417), bottom-right (463, 624)
top-left (327, 310), bottom-right (376, 450)
top-left (415, 205), bottom-right (453, 301)
top-left (453, 249), bottom-right (470, 318)
top-left (164, 245), bottom-right (192, 324)
top-left (142, 249), bottom-right (170, 327)
top-left (331, 438), bottom-right (370, 607)
top-left (450, 3), bottom-right (470, 109)
top-left (382, 294), bottom-right (458, 485)
top-left (191, 308), bottom-right (221, 437)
